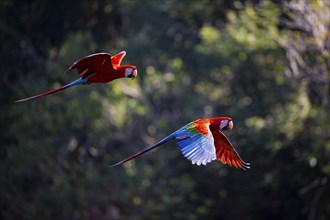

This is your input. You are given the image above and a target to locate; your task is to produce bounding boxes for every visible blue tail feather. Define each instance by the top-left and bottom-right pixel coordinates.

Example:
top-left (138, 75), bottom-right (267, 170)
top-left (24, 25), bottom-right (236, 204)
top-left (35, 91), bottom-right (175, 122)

top-left (15, 77), bottom-right (87, 102)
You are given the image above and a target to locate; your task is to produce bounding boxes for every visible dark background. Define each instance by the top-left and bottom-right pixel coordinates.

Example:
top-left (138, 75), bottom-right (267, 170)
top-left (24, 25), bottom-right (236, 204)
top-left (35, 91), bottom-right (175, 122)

top-left (1, 0), bottom-right (329, 219)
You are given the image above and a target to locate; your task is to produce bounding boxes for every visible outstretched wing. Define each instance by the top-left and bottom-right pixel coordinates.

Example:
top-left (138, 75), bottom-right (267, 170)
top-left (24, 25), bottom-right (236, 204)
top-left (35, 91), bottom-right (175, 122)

top-left (174, 122), bottom-right (217, 166)
top-left (111, 51), bottom-right (126, 69)
top-left (212, 130), bottom-right (250, 170)
top-left (66, 53), bottom-right (114, 79)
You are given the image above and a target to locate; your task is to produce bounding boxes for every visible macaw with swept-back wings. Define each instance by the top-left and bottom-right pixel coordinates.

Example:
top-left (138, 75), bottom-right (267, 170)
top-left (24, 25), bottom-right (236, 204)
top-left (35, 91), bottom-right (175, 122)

top-left (16, 51), bottom-right (137, 102)
top-left (110, 117), bottom-right (250, 170)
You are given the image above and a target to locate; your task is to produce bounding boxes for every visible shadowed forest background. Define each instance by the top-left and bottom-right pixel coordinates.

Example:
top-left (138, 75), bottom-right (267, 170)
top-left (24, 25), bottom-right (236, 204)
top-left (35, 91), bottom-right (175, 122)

top-left (1, 0), bottom-right (329, 219)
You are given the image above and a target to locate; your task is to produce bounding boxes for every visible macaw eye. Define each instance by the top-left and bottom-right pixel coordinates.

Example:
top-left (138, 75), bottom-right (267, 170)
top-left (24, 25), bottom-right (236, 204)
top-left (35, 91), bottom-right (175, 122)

top-left (220, 120), bottom-right (233, 131)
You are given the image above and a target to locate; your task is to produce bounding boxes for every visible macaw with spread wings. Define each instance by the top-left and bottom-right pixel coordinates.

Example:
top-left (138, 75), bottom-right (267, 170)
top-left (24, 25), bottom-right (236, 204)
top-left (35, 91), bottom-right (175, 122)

top-left (110, 117), bottom-right (250, 170)
top-left (16, 51), bottom-right (137, 102)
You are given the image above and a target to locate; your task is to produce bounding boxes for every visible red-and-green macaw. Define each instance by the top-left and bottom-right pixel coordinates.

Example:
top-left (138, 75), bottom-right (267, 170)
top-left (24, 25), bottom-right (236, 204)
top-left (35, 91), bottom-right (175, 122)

top-left (110, 117), bottom-right (250, 169)
top-left (16, 51), bottom-right (137, 102)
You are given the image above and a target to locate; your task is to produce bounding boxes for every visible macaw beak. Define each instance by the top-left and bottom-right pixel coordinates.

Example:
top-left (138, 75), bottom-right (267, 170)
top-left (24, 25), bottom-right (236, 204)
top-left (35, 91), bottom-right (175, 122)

top-left (227, 120), bottom-right (233, 130)
top-left (220, 120), bottom-right (233, 131)
top-left (128, 69), bottom-right (137, 80)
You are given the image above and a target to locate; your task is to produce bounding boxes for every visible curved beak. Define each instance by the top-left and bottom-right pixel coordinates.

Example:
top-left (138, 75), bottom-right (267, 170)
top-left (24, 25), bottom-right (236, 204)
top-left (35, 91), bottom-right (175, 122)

top-left (220, 120), bottom-right (233, 131)
top-left (228, 120), bottom-right (233, 130)
top-left (128, 69), bottom-right (137, 80)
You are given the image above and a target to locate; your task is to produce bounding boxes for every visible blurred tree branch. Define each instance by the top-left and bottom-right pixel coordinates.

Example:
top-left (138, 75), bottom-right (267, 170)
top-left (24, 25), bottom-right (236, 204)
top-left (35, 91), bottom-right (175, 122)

top-left (302, 177), bottom-right (328, 220)
top-left (280, 0), bottom-right (330, 107)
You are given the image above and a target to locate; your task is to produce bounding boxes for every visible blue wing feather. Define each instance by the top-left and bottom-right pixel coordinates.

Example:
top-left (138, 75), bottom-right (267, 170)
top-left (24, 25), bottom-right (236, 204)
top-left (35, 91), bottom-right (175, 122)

top-left (187, 147), bottom-right (202, 159)
top-left (173, 126), bottom-right (216, 166)
top-left (184, 146), bottom-right (200, 157)
top-left (110, 121), bottom-right (218, 168)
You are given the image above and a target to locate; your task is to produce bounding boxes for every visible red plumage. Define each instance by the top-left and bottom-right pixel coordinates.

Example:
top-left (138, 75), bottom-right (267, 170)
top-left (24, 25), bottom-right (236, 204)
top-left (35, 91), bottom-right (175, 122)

top-left (110, 117), bottom-right (250, 169)
top-left (16, 51), bottom-right (137, 102)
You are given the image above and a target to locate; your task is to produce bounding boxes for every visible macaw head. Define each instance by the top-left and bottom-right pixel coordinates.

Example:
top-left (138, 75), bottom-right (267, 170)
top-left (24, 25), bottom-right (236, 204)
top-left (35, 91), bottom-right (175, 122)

top-left (220, 119), bottom-right (233, 131)
top-left (124, 66), bottom-right (138, 80)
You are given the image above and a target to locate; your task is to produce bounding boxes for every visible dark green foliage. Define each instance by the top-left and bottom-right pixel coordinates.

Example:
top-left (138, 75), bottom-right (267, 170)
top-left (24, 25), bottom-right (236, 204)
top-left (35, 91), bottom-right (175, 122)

top-left (1, 0), bottom-right (329, 219)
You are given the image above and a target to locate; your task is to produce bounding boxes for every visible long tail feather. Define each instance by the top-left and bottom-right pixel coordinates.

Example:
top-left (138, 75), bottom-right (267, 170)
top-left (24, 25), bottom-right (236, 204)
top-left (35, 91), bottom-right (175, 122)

top-left (15, 77), bottom-right (86, 102)
top-left (110, 134), bottom-right (176, 168)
